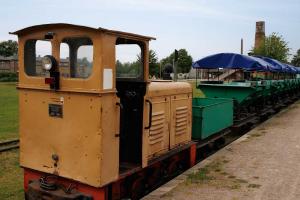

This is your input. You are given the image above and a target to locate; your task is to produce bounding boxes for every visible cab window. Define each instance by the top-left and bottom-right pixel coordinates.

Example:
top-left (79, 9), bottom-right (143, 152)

top-left (116, 38), bottom-right (143, 80)
top-left (24, 40), bottom-right (52, 76)
top-left (59, 37), bottom-right (93, 78)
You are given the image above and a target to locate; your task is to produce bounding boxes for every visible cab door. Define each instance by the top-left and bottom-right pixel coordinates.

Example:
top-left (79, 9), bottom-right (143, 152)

top-left (115, 38), bottom-right (147, 173)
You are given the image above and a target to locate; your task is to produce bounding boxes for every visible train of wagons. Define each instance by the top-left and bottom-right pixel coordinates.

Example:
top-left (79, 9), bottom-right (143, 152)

top-left (11, 23), bottom-right (300, 200)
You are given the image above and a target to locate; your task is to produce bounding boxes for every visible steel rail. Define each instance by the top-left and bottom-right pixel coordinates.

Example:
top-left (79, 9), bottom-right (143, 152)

top-left (0, 139), bottom-right (19, 152)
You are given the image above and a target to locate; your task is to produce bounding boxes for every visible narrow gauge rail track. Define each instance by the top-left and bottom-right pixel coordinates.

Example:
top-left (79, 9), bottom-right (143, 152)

top-left (0, 139), bottom-right (19, 152)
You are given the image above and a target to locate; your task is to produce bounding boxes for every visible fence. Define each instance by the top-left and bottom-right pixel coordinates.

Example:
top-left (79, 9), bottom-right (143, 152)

top-left (0, 56), bottom-right (18, 73)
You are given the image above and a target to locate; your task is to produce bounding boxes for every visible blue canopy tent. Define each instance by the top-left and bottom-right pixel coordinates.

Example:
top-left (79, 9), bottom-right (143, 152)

top-left (278, 63), bottom-right (289, 74)
top-left (192, 53), bottom-right (271, 71)
top-left (252, 56), bottom-right (299, 80)
top-left (286, 64), bottom-right (298, 74)
top-left (253, 56), bottom-right (284, 72)
top-left (254, 56), bottom-right (300, 74)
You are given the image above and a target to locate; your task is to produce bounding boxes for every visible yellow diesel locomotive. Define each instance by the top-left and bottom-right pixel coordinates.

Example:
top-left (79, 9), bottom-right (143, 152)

top-left (12, 23), bottom-right (195, 200)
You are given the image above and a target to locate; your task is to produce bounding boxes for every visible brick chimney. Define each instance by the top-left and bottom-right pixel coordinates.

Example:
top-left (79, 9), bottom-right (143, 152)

top-left (255, 21), bottom-right (265, 49)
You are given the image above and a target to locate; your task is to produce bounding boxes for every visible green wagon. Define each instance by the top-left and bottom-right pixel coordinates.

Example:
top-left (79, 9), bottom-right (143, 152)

top-left (192, 98), bottom-right (233, 140)
top-left (197, 82), bottom-right (264, 109)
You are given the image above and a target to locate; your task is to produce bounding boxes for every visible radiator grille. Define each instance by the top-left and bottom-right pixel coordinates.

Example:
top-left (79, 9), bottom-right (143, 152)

top-left (175, 106), bottom-right (188, 135)
top-left (149, 111), bottom-right (165, 144)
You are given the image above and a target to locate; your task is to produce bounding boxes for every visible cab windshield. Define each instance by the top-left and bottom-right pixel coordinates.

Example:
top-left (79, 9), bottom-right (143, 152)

top-left (116, 38), bottom-right (144, 81)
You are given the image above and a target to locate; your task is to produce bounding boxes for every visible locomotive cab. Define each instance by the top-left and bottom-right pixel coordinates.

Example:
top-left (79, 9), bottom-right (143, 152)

top-left (13, 23), bottom-right (193, 199)
top-left (115, 38), bottom-right (146, 172)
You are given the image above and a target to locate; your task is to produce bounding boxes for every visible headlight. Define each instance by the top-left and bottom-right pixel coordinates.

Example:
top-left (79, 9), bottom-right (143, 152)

top-left (42, 55), bottom-right (55, 71)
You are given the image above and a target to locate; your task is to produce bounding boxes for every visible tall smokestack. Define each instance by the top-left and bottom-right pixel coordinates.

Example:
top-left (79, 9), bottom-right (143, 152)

top-left (255, 21), bottom-right (265, 49)
top-left (241, 38), bottom-right (244, 54)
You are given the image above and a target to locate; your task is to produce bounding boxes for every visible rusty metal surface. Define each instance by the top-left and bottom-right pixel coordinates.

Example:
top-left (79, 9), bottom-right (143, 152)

top-left (26, 180), bottom-right (93, 200)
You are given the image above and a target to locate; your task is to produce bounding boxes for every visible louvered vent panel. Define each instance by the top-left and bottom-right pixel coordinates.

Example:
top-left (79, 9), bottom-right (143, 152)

top-left (149, 111), bottom-right (165, 145)
top-left (175, 106), bottom-right (188, 135)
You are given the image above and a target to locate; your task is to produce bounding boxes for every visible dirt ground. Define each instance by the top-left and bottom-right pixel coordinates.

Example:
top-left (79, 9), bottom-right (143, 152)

top-left (144, 101), bottom-right (300, 200)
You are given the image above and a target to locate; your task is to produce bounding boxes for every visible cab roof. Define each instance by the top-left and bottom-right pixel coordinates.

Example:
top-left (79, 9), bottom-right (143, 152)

top-left (10, 23), bottom-right (156, 41)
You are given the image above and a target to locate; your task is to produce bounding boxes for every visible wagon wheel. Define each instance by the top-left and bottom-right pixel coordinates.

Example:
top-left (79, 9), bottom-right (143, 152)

top-left (213, 137), bottom-right (225, 150)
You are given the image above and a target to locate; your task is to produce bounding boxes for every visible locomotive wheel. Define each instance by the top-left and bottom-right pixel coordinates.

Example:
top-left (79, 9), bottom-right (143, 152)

top-left (167, 161), bottom-right (177, 177)
top-left (131, 176), bottom-right (145, 200)
top-left (147, 164), bottom-right (163, 188)
top-left (166, 156), bottom-right (181, 177)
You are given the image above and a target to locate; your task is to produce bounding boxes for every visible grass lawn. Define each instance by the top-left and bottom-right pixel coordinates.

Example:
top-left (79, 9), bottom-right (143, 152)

top-left (0, 82), bottom-right (18, 141)
top-left (0, 150), bottom-right (23, 200)
top-left (0, 83), bottom-right (22, 199)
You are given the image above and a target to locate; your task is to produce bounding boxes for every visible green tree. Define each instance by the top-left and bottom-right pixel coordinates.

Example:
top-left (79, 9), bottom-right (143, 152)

top-left (0, 40), bottom-right (18, 57)
top-left (136, 49), bottom-right (160, 77)
top-left (160, 49), bottom-right (193, 73)
top-left (78, 57), bottom-right (92, 67)
top-left (250, 33), bottom-right (290, 62)
top-left (149, 50), bottom-right (160, 77)
top-left (116, 59), bottom-right (141, 78)
top-left (291, 49), bottom-right (300, 67)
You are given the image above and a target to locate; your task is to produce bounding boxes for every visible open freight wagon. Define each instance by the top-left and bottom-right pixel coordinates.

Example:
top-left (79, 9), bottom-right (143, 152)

top-left (192, 98), bottom-right (233, 140)
top-left (193, 53), bottom-right (300, 121)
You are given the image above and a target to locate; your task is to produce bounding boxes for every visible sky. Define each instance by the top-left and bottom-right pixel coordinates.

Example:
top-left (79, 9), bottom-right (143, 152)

top-left (0, 0), bottom-right (299, 61)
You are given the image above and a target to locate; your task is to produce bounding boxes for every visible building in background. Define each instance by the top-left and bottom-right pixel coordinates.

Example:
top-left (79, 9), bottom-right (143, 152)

top-left (254, 21), bottom-right (265, 49)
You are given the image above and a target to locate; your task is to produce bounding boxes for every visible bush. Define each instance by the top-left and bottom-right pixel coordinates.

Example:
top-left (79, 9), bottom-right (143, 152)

top-left (0, 72), bottom-right (18, 82)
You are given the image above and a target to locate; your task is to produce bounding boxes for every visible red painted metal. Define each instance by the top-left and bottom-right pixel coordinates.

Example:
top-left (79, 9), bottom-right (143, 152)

top-left (190, 143), bottom-right (197, 167)
top-left (23, 143), bottom-right (195, 199)
top-left (23, 168), bottom-right (107, 200)
top-left (45, 77), bottom-right (55, 84)
top-left (111, 181), bottom-right (121, 200)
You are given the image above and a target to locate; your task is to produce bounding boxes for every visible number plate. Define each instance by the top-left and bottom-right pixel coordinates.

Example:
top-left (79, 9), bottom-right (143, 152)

top-left (49, 104), bottom-right (63, 118)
